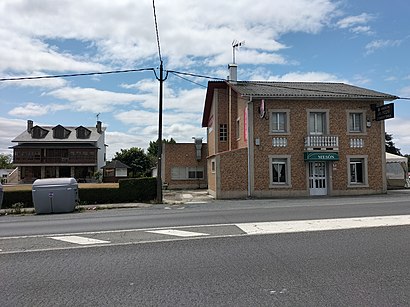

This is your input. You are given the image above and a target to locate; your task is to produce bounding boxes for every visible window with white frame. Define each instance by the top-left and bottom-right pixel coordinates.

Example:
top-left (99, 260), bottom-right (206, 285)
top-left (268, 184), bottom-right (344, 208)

top-left (349, 112), bottom-right (364, 133)
top-left (219, 124), bottom-right (227, 141)
top-left (270, 110), bottom-right (289, 133)
top-left (211, 159), bottom-right (216, 173)
top-left (171, 167), bottom-right (204, 180)
top-left (309, 112), bottom-right (326, 135)
top-left (269, 155), bottom-right (291, 187)
top-left (348, 157), bottom-right (368, 185)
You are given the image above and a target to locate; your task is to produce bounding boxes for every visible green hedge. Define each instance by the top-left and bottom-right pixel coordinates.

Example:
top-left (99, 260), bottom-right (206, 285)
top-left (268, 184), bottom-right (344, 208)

top-left (1, 177), bottom-right (157, 209)
top-left (2, 190), bottom-right (33, 208)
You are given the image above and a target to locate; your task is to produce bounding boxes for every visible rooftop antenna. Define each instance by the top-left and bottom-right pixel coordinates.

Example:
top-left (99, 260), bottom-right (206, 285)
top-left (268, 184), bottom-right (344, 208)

top-left (96, 113), bottom-right (100, 121)
top-left (232, 40), bottom-right (245, 63)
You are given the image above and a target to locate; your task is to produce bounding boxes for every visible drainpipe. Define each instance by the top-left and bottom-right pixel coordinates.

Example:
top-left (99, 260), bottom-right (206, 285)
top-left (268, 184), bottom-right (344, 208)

top-left (247, 95), bottom-right (254, 198)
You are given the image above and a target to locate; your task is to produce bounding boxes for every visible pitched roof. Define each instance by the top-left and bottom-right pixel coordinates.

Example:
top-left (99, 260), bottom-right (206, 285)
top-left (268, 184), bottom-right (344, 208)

top-left (202, 81), bottom-right (398, 127)
top-left (12, 126), bottom-right (105, 143)
top-left (231, 81), bottom-right (398, 100)
top-left (102, 160), bottom-right (130, 169)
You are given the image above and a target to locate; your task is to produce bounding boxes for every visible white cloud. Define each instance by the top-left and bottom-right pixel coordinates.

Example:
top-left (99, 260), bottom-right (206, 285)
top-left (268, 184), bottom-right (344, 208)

top-left (105, 131), bottom-right (149, 159)
top-left (336, 13), bottom-right (374, 29)
top-left (0, 28), bottom-right (105, 74)
top-left (0, 74), bottom-right (67, 89)
top-left (248, 70), bottom-right (345, 83)
top-left (0, 117), bottom-right (27, 153)
top-left (398, 86), bottom-right (410, 98)
top-left (8, 103), bottom-right (52, 117)
top-left (386, 117), bottom-right (410, 154)
top-left (365, 39), bottom-right (402, 55)
top-left (46, 87), bottom-right (142, 113)
top-left (0, 0), bottom-right (339, 72)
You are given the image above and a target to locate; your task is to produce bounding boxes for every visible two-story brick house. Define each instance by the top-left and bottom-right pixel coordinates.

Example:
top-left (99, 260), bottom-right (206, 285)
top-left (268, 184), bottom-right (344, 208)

top-left (202, 65), bottom-right (398, 199)
top-left (11, 120), bottom-right (106, 183)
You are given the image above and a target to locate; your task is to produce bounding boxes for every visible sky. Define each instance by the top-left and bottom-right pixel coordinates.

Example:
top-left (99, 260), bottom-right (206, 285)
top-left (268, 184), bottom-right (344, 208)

top-left (0, 0), bottom-right (409, 159)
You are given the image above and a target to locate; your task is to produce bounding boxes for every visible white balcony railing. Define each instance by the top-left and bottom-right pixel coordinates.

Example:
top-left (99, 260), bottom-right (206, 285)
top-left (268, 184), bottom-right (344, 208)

top-left (305, 135), bottom-right (339, 148)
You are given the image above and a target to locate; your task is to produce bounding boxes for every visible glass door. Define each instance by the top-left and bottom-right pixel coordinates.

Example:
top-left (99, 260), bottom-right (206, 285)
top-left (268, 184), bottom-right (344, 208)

top-left (309, 162), bottom-right (327, 196)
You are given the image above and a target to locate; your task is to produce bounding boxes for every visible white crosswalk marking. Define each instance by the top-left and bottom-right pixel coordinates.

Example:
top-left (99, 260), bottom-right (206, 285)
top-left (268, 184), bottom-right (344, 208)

top-left (236, 215), bottom-right (410, 235)
top-left (146, 229), bottom-right (209, 237)
top-left (49, 236), bottom-right (111, 245)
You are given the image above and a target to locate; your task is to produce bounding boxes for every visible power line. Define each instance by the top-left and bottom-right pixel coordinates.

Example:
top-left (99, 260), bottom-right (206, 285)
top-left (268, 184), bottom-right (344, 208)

top-left (168, 71), bottom-right (208, 88)
top-left (167, 70), bottom-right (226, 82)
top-left (152, 0), bottom-right (162, 63)
top-left (0, 68), bottom-right (155, 82)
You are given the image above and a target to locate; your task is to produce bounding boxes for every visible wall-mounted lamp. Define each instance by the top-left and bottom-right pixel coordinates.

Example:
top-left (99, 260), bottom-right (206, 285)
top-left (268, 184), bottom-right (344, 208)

top-left (366, 117), bottom-right (372, 128)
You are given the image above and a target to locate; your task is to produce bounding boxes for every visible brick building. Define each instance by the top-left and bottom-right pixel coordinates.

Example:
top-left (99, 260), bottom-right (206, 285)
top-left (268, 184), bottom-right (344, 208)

top-left (202, 65), bottom-right (398, 199)
top-left (161, 140), bottom-right (207, 189)
top-left (11, 120), bottom-right (106, 183)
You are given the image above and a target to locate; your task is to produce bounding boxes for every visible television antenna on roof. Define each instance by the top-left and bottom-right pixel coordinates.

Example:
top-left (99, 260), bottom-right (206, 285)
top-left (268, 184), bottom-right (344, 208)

top-left (232, 40), bottom-right (245, 64)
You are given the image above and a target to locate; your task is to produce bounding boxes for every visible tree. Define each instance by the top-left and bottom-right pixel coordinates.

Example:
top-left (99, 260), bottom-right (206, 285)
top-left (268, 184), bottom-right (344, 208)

top-left (385, 132), bottom-right (401, 155)
top-left (0, 153), bottom-right (13, 169)
top-left (147, 138), bottom-right (176, 163)
top-left (112, 147), bottom-right (152, 178)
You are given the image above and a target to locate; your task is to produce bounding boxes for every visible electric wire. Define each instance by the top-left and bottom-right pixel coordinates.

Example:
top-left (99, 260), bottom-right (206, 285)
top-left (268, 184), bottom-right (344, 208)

top-left (152, 0), bottom-right (162, 63)
top-left (0, 68), bottom-right (155, 82)
top-left (168, 71), bottom-right (208, 88)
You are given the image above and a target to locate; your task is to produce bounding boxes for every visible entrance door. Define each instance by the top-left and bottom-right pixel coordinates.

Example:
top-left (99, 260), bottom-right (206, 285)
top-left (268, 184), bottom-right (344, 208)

top-left (309, 162), bottom-right (327, 196)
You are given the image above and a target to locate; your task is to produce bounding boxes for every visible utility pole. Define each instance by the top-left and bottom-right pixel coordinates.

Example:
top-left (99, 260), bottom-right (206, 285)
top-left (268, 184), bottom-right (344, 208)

top-left (156, 60), bottom-right (164, 203)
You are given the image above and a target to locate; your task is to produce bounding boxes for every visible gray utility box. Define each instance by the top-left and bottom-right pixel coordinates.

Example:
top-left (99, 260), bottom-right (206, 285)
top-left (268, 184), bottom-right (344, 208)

top-left (32, 178), bottom-right (78, 214)
top-left (0, 182), bottom-right (3, 208)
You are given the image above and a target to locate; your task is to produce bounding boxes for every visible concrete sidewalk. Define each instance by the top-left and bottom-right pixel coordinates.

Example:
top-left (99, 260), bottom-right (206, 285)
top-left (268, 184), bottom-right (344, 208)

top-left (0, 189), bottom-right (214, 215)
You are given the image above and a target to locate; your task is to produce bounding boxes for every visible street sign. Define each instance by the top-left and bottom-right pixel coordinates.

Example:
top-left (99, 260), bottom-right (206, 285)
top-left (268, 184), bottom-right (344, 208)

top-left (375, 103), bottom-right (394, 121)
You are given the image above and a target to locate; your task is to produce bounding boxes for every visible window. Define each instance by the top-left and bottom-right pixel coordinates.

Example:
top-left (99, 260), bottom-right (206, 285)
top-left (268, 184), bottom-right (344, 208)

top-left (271, 112), bottom-right (286, 132)
top-left (269, 110), bottom-right (289, 134)
top-left (348, 156), bottom-right (368, 186)
top-left (272, 159), bottom-right (286, 183)
top-left (31, 126), bottom-right (48, 139)
top-left (211, 159), bottom-right (216, 173)
top-left (349, 112), bottom-right (364, 133)
top-left (309, 112), bottom-right (326, 135)
top-left (171, 167), bottom-right (204, 180)
top-left (53, 125), bottom-right (71, 139)
top-left (236, 118), bottom-right (240, 140)
top-left (219, 124), bottom-right (228, 141)
top-left (76, 126), bottom-right (91, 139)
top-left (269, 155), bottom-right (291, 187)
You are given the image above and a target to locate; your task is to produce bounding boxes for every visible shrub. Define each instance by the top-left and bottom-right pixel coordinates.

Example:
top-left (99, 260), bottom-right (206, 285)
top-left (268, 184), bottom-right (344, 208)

top-left (1, 190), bottom-right (33, 209)
top-left (1, 177), bottom-right (157, 208)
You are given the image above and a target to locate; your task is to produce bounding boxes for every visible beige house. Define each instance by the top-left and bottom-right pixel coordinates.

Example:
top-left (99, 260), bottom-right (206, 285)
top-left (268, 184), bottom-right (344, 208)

top-left (202, 65), bottom-right (398, 199)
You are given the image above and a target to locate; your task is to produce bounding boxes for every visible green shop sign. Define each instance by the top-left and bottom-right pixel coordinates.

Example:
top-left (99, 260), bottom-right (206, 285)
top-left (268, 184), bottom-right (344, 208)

top-left (304, 152), bottom-right (339, 161)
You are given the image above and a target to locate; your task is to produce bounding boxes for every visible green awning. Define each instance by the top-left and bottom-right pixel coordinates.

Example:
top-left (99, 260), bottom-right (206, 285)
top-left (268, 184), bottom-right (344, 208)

top-left (304, 152), bottom-right (339, 161)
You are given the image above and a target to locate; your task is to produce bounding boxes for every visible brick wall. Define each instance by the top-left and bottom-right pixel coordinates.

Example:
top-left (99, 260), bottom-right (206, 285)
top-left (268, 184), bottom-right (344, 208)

top-left (163, 143), bottom-right (208, 189)
top-left (251, 99), bottom-right (385, 195)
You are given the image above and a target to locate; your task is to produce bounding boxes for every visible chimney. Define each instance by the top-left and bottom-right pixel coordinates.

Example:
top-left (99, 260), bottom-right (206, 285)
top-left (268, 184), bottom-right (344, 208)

top-left (96, 121), bottom-right (102, 133)
top-left (228, 63), bottom-right (237, 83)
top-left (27, 120), bottom-right (33, 132)
top-left (193, 137), bottom-right (203, 161)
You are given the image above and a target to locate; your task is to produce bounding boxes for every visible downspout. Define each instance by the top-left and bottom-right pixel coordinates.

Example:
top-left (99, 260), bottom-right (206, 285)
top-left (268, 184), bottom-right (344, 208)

top-left (247, 95), bottom-right (254, 197)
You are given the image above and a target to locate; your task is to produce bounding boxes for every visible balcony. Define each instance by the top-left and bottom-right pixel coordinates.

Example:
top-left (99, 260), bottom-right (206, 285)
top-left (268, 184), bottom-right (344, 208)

top-left (304, 135), bottom-right (339, 150)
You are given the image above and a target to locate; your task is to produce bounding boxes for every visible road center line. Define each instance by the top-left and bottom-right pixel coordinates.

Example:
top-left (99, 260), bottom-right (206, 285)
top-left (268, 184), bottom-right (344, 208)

top-left (146, 229), bottom-right (209, 237)
top-left (49, 236), bottom-right (111, 245)
top-left (236, 215), bottom-right (410, 235)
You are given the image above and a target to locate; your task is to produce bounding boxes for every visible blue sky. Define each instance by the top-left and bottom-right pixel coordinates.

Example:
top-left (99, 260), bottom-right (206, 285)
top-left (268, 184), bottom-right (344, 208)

top-left (1, 0), bottom-right (409, 159)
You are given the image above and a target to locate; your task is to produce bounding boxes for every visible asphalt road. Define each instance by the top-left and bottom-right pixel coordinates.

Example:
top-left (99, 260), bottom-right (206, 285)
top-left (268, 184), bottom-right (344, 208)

top-left (1, 192), bottom-right (409, 306)
top-left (1, 225), bottom-right (409, 306)
top-left (1, 190), bottom-right (410, 237)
